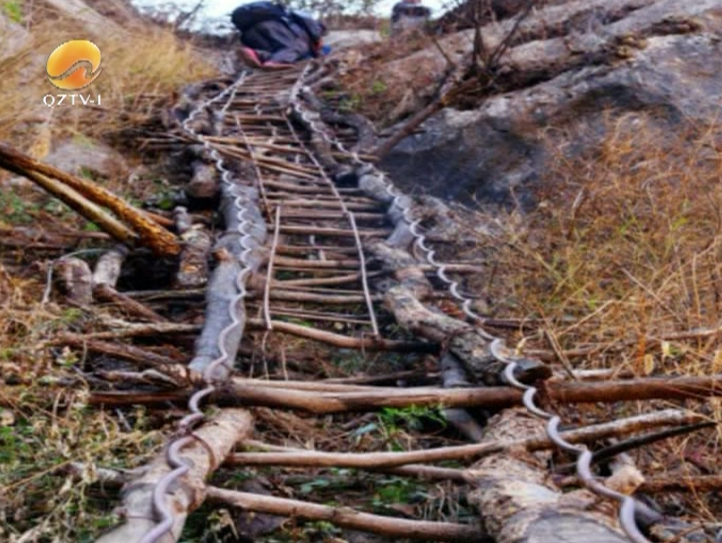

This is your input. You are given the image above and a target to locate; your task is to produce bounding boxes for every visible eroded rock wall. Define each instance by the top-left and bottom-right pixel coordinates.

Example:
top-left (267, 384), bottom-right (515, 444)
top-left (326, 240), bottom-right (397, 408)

top-left (379, 0), bottom-right (722, 207)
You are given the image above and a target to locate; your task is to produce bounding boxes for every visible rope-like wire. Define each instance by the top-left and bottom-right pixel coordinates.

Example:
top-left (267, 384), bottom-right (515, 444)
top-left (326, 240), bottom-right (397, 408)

top-left (141, 72), bottom-right (262, 543)
top-left (289, 64), bottom-right (651, 543)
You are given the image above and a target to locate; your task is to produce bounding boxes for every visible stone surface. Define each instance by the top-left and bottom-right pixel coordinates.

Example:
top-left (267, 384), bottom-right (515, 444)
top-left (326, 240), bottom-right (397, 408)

top-left (326, 30), bottom-right (382, 51)
top-left (45, 138), bottom-right (128, 179)
top-left (42, 0), bottom-right (125, 34)
top-left (0, 13), bottom-right (31, 62)
top-left (379, 0), bottom-right (722, 207)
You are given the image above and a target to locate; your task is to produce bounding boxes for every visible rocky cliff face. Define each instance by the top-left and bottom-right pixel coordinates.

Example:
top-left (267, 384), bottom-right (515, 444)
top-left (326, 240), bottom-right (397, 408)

top-left (378, 0), bottom-right (722, 207)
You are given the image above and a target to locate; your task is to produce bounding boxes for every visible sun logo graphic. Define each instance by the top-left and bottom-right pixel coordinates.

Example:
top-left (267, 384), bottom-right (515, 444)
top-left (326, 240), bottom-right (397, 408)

top-left (46, 40), bottom-right (102, 90)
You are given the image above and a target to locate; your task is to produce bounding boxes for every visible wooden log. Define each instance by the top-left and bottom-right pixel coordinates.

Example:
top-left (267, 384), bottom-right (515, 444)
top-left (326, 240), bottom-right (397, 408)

top-left (440, 352), bottom-right (486, 442)
top-left (0, 142), bottom-right (180, 256)
top-left (185, 161), bottom-right (219, 200)
top-left (3, 167), bottom-right (138, 247)
top-left (92, 247), bottom-right (127, 288)
top-left (288, 102), bottom-right (346, 175)
top-left (207, 487), bottom-right (486, 543)
top-left (89, 375), bottom-right (722, 412)
top-left (95, 409), bottom-right (253, 543)
top-left (174, 225), bottom-right (212, 289)
top-left (173, 207), bottom-right (193, 235)
top-left (466, 408), bottom-right (628, 543)
top-left (370, 240), bottom-right (550, 385)
top-left (299, 88), bottom-right (379, 152)
top-left (56, 257), bottom-right (93, 305)
top-left (188, 184), bottom-right (266, 379)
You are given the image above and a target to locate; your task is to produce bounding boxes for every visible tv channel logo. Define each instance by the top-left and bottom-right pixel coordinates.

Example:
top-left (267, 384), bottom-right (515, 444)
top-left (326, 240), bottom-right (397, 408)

top-left (46, 40), bottom-right (102, 91)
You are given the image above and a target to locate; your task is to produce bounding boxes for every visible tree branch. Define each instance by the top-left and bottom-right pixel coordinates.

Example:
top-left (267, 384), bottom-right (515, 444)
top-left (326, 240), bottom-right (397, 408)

top-left (207, 487), bottom-right (486, 543)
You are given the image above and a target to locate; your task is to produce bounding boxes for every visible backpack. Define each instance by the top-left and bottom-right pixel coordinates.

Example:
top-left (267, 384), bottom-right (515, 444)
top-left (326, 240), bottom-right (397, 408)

top-left (289, 11), bottom-right (325, 43)
top-left (231, 1), bottom-right (288, 33)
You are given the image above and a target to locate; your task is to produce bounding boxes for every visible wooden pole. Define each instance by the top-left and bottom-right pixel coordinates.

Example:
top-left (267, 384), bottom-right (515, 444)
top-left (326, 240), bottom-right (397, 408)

top-left (0, 142), bottom-right (180, 256)
top-left (89, 375), bottom-right (722, 411)
top-left (2, 166), bottom-right (138, 247)
top-left (226, 409), bottom-right (702, 469)
top-left (95, 409), bottom-right (252, 543)
top-left (207, 487), bottom-right (486, 543)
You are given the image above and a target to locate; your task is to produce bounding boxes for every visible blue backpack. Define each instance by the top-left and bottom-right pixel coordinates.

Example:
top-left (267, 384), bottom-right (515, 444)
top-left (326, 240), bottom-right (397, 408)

top-left (289, 11), bottom-right (325, 43)
top-left (231, 2), bottom-right (287, 33)
top-left (231, 2), bottom-right (325, 43)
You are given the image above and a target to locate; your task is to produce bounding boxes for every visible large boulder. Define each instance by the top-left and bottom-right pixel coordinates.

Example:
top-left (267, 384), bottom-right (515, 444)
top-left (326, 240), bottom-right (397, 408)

top-left (379, 0), bottom-right (722, 207)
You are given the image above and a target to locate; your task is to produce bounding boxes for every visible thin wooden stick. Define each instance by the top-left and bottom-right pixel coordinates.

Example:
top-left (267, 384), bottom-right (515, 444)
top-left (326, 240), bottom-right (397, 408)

top-left (249, 319), bottom-right (432, 352)
top-left (226, 410), bottom-right (703, 469)
top-left (279, 225), bottom-right (392, 238)
top-left (640, 475), bottom-right (722, 493)
top-left (206, 487), bottom-right (485, 543)
top-left (264, 206), bottom-right (282, 330)
top-left (555, 422), bottom-right (715, 474)
top-left (55, 333), bottom-right (184, 369)
top-left (48, 320), bottom-right (432, 352)
top-left (93, 284), bottom-right (167, 323)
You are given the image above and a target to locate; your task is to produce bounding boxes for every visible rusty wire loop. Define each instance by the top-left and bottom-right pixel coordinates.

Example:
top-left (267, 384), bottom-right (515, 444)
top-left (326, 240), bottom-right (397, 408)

top-left (289, 65), bottom-right (651, 543)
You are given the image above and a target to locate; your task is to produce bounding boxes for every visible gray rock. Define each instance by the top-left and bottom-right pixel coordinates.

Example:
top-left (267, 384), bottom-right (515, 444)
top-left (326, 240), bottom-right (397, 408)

top-left (45, 138), bottom-right (128, 179)
top-left (380, 0), bottom-right (722, 208)
top-left (325, 30), bottom-right (382, 51)
top-left (0, 13), bottom-right (30, 62)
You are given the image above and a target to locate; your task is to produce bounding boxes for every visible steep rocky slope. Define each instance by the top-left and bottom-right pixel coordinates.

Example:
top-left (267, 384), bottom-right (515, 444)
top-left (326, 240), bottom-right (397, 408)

top-left (363, 0), bottom-right (722, 206)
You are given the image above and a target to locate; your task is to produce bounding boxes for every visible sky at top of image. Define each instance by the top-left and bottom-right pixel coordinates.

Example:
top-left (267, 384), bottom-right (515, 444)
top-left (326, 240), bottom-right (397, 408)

top-left (131, 0), bottom-right (448, 32)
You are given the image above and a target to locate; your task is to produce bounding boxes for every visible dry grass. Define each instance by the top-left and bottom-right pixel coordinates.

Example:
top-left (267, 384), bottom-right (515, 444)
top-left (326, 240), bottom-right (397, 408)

top-left (334, 29), bottom-right (437, 124)
top-left (473, 114), bottom-right (722, 376)
top-left (460, 113), bottom-right (722, 526)
top-left (0, 3), bottom-right (218, 541)
top-left (0, 2), bottom-right (217, 147)
top-left (0, 266), bottom-right (161, 542)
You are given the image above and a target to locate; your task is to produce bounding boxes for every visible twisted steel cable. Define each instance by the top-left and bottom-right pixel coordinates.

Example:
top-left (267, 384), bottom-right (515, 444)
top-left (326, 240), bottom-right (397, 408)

top-left (141, 72), bottom-right (259, 543)
top-left (290, 65), bottom-right (651, 543)
top-left (138, 62), bottom-right (651, 543)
